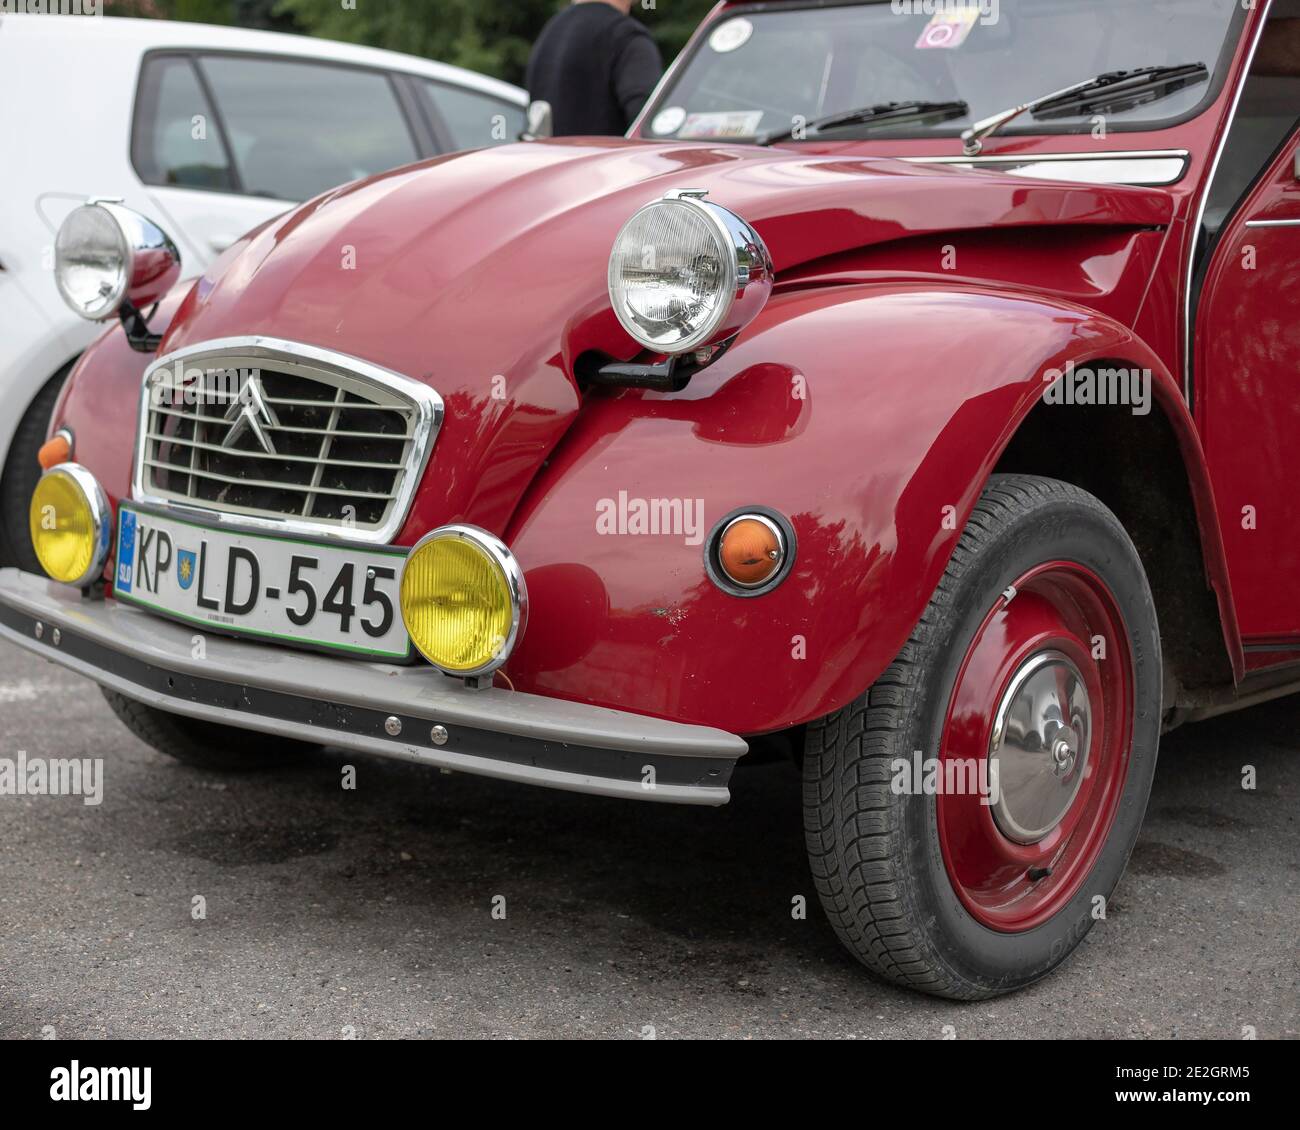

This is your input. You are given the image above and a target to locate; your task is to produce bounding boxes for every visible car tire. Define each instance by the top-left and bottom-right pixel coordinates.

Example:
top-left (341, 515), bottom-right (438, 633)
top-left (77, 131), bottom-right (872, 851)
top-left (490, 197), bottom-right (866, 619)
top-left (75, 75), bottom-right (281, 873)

top-left (803, 474), bottom-right (1161, 999)
top-left (0, 371), bottom-right (68, 572)
top-left (101, 688), bottom-right (321, 772)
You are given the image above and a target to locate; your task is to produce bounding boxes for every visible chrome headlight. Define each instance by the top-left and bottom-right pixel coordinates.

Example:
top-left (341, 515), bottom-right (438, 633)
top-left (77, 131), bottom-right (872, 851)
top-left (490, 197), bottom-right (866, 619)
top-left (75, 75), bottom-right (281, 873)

top-left (607, 189), bottom-right (773, 355)
top-left (54, 200), bottom-right (181, 321)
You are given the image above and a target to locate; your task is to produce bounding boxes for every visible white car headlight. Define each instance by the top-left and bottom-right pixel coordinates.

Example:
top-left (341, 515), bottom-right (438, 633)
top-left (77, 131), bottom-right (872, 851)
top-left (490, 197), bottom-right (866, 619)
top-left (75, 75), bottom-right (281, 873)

top-left (607, 189), bottom-right (773, 355)
top-left (54, 200), bottom-right (181, 321)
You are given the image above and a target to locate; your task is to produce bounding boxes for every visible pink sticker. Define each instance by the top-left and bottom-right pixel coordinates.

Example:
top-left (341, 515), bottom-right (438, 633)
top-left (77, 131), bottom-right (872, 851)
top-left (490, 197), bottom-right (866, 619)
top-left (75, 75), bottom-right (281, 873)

top-left (915, 8), bottom-right (979, 50)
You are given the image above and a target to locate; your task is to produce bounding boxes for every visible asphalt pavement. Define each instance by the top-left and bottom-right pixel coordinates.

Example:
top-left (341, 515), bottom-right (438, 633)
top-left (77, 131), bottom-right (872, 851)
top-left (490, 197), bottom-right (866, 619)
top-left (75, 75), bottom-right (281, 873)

top-left (0, 636), bottom-right (1295, 1039)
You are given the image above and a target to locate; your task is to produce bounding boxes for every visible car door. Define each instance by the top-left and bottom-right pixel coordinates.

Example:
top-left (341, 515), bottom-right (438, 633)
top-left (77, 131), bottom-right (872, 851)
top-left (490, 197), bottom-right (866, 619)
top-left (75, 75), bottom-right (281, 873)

top-left (132, 51), bottom-right (423, 267)
top-left (1195, 56), bottom-right (1300, 645)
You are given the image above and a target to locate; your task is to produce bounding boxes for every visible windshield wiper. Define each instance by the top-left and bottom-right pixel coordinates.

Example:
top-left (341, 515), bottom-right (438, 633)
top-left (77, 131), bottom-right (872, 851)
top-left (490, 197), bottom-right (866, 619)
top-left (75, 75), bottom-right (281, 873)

top-left (961, 63), bottom-right (1208, 156)
top-left (1033, 63), bottom-right (1209, 120)
top-left (757, 100), bottom-right (968, 146)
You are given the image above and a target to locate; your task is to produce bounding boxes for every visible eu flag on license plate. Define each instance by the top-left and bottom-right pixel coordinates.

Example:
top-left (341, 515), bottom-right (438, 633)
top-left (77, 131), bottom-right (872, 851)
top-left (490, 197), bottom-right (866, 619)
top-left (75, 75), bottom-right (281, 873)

top-left (116, 508), bottom-right (137, 594)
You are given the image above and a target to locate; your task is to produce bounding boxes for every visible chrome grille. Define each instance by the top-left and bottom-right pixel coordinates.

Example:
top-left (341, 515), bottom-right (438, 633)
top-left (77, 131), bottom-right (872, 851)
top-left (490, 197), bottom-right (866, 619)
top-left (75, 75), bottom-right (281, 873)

top-left (135, 338), bottom-right (442, 544)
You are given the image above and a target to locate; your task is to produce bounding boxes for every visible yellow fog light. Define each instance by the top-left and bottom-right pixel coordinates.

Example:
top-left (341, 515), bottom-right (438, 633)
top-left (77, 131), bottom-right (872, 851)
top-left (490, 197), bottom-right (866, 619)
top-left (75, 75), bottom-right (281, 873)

top-left (28, 463), bottom-right (111, 587)
top-left (399, 525), bottom-right (526, 677)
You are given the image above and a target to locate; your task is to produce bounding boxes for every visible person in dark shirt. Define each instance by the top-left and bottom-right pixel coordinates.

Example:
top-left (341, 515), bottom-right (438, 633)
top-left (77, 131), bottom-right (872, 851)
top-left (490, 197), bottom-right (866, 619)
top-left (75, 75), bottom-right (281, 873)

top-left (526, 0), bottom-right (664, 136)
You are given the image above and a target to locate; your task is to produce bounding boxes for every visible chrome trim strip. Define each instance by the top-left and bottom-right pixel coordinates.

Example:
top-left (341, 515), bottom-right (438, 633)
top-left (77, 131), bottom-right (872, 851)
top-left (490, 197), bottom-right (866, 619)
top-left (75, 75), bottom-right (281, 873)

top-left (1001, 159), bottom-right (1186, 186)
top-left (1244, 218), bottom-right (1300, 228)
top-left (902, 149), bottom-right (1189, 165)
top-left (1184, 0), bottom-right (1273, 404)
top-left (134, 336), bottom-right (444, 547)
top-left (903, 151), bottom-right (1189, 186)
top-left (904, 148), bottom-right (1190, 184)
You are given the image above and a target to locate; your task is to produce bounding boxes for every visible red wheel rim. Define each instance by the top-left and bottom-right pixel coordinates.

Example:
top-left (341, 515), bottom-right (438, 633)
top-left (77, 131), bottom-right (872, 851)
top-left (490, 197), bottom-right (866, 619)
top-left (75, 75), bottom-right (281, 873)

top-left (937, 561), bottom-right (1133, 932)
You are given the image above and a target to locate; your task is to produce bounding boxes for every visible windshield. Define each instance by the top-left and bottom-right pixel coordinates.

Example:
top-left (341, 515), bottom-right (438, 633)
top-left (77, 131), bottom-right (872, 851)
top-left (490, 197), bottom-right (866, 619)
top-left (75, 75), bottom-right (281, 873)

top-left (639, 0), bottom-right (1245, 143)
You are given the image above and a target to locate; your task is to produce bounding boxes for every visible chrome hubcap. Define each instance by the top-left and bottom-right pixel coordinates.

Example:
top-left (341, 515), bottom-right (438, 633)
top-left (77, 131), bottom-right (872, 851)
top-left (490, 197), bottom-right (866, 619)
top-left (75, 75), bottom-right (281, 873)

top-left (989, 650), bottom-right (1091, 844)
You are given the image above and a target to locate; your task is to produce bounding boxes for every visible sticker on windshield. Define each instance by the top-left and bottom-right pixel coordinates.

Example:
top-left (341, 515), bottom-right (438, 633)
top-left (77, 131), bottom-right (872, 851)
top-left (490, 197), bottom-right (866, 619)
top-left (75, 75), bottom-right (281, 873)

top-left (709, 17), bottom-right (754, 54)
top-left (915, 8), bottom-right (980, 49)
top-left (651, 106), bottom-right (688, 135)
top-left (679, 110), bottom-right (764, 139)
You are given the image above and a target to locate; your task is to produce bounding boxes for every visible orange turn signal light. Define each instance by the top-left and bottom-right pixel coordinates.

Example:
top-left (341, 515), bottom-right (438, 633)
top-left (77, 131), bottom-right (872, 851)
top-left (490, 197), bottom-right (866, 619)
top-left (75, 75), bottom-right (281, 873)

top-left (718, 515), bottom-right (785, 588)
top-left (37, 431), bottom-right (72, 470)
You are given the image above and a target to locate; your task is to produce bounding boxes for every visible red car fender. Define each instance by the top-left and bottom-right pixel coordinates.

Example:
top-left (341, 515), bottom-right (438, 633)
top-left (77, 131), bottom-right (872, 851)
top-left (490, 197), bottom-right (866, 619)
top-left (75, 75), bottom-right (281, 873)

top-left (503, 282), bottom-right (1242, 735)
top-left (50, 281), bottom-right (197, 516)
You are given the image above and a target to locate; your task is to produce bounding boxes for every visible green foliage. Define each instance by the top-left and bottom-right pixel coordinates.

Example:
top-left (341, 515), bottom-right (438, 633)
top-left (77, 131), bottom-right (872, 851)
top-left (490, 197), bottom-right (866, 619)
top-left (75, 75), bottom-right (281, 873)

top-left (272, 0), bottom-right (560, 85)
top-left (104, 0), bottom-right (721, 86)
top-left (104, 0), bottom-right (238, 20)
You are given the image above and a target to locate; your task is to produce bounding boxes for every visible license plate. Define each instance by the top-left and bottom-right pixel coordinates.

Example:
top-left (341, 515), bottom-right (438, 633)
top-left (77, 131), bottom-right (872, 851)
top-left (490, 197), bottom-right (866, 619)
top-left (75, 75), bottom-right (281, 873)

top-left (113, 505), bottom-right (411, 661)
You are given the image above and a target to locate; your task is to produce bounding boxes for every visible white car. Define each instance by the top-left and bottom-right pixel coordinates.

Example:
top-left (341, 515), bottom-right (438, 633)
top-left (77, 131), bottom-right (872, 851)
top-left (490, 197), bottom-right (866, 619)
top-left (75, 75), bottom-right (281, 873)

top-left (0, 12), bottom-right (526, 569)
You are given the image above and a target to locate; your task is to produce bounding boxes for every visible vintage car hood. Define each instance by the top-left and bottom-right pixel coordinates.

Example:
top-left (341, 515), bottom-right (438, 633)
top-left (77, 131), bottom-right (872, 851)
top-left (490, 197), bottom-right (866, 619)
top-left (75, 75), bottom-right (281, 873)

top-left (164, 138), bottom-right (1174, 539)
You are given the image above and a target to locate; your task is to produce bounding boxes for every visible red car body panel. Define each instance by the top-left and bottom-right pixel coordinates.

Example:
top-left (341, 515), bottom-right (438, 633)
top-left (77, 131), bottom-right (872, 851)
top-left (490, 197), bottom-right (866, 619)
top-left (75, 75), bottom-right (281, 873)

top-left (505, 287), bottom-right (1237, 732)
top-left (145, 142), bottom-right (1175, 544)
top-left (50, 0), bottom-right (1295, 735)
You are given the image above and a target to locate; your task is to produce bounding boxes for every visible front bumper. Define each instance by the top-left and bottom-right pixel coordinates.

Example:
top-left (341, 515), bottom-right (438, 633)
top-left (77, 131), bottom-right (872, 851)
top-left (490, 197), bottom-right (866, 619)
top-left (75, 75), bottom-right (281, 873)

top-left (0, 569), bottom-right (745, 804)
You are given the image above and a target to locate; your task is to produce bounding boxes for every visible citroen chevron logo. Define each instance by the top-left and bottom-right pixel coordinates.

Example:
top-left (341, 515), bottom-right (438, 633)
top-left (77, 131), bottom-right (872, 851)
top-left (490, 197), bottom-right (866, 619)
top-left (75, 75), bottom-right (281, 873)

top-left (223, 371), bottom-right (280, 455)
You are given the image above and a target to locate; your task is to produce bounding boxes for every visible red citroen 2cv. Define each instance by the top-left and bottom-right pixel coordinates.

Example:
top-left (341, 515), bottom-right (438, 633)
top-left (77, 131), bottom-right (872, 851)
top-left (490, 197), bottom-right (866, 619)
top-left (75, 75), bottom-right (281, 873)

top-left (4, 0), bottom-right (1296, 998)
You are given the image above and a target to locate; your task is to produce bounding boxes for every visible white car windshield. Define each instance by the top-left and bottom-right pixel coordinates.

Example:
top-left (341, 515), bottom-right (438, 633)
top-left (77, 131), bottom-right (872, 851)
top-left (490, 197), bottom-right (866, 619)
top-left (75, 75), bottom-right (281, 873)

top-left (639, 0), bottom-right (1244, 143)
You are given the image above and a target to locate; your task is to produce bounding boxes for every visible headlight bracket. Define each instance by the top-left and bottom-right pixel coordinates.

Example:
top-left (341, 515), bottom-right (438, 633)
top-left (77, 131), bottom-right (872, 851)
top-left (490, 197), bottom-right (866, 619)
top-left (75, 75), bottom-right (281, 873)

top-left (119, 298), bottom-right (165, 353)
top-left (577, 338), bottom-right (735, 392)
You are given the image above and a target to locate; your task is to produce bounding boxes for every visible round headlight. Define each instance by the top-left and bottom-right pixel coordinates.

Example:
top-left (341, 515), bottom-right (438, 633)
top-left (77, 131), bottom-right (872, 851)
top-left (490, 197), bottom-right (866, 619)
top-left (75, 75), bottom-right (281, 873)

top-left (54, 200), bottom-right (181, 322)
top-left (28, 464), bottom-right (111, 588)
top-left (54, 204), bottom-right (129, 320)
top-left (608, 189), bottom-right (773, 355)
top-left (399, 525), bottom-right (527, 678)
